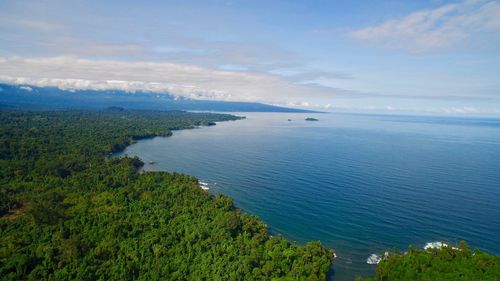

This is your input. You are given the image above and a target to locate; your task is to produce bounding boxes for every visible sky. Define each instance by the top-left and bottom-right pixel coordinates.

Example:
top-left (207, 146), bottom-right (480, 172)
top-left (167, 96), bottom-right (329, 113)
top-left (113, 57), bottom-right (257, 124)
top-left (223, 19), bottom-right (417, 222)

top-left (0, 0), bottom-right (499, 115)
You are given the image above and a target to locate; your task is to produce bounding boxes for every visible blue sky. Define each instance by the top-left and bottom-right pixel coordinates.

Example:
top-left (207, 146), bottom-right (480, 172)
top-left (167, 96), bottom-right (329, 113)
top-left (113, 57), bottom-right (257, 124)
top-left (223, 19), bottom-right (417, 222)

top-left (0, 0), bottom-right (499, 115)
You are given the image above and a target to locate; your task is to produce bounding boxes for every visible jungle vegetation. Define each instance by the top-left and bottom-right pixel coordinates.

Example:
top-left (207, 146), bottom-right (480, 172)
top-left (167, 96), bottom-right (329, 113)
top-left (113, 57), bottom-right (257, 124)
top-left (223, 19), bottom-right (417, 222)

top-left (0, 109), bottom-right (333, 281)
top-left (358, 242), bottom-right (500, 281)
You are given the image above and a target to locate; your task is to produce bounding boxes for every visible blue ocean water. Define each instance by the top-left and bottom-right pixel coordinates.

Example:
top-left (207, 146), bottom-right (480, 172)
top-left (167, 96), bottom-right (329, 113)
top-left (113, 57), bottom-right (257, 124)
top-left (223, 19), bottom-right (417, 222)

top-left (116, 113), bottom-right (500, 280)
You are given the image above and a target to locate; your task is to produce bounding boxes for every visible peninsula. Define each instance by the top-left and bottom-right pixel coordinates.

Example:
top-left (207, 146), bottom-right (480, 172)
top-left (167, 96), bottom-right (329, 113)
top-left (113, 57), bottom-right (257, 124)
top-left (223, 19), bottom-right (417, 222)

top-left (0, 109), bottom-right (333, 280)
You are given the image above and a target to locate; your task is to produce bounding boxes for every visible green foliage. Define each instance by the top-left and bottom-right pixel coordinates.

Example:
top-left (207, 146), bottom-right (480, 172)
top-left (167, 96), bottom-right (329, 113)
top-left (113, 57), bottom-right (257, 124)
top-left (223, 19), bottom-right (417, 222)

top-left (0, 109), bottom-right (334, 280)
top-left (358, 243), bottom-right (500, 281)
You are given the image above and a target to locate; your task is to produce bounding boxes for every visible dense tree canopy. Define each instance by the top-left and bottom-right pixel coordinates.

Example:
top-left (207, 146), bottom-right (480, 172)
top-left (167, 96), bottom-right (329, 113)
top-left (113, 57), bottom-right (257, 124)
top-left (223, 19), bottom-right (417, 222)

top-left (358, 242), bottom-right (500, 281)
top-left (0, 109), bottom-right (334, 281)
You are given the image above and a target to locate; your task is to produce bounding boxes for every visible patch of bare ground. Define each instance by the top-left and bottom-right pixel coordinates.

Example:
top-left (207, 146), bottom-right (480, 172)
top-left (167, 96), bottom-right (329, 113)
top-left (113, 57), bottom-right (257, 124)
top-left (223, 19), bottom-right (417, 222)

top-left (1, 202), bottom-right (27, 220)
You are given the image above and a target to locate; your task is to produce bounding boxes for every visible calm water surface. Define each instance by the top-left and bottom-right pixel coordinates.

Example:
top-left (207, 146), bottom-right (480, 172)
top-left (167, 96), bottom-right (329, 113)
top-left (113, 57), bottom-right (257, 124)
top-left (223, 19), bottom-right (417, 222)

top-left (117, 112), bottom-right (500, 280)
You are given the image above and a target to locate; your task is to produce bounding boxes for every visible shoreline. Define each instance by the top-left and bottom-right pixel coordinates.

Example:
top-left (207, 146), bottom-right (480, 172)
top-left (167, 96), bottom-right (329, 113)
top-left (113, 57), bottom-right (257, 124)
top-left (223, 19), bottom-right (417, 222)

top-left (113, 111), bottom-right (500, 281)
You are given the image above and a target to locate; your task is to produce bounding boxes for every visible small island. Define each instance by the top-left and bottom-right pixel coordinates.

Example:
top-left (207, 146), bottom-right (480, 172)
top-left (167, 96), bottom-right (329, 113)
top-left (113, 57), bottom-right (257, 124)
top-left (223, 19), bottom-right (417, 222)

top-left (305, 117), bottom-right (319, 121)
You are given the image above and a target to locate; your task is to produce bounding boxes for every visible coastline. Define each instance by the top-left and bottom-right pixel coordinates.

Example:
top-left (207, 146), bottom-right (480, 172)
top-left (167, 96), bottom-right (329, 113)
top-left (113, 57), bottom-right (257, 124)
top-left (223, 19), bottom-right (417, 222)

top-left (111, 112), bottom-right (337, 270)
top-left (0, 109), bottom-right (335, 281)
top-left (115, 112), bottom-right (500, 281)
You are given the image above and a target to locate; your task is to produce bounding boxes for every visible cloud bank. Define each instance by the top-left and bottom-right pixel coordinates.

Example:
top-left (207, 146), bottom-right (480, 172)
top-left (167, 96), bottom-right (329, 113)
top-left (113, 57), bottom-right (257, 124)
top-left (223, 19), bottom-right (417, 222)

top-left (0, 56), bottom-right (339, 107)
top-left (1, 56), bottom-right (498, 114)
top-left (349, 0), bottom-right (500, 52)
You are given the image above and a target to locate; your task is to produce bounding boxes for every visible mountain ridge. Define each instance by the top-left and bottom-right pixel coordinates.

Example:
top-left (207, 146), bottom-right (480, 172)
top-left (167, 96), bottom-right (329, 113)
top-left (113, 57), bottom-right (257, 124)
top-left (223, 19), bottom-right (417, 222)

top-left (0, 83), bottom-right (318, 113)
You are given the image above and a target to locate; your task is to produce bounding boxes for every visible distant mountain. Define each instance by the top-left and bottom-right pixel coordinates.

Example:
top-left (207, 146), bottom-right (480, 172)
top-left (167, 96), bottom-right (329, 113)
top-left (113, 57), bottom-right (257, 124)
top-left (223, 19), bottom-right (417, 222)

top-left (0, 83), bottom-right (316, 112)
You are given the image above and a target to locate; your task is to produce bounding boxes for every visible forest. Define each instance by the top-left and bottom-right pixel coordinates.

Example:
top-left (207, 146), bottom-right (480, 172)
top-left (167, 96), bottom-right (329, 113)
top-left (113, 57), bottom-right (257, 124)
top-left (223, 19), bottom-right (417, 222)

top-left (0, 109), bottom-right (333, 281)
top-left (358, 242), bottom-right (500, 281)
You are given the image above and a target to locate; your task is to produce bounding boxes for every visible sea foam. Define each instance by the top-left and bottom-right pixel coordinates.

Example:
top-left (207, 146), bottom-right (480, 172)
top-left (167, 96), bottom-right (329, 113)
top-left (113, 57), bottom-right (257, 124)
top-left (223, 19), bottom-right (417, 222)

top-left (198, 180), bottom-right (210, 190)
top-left (366, 254), bottom-right (381, 264)
top-left (424, 241), bottom-right (448, 250)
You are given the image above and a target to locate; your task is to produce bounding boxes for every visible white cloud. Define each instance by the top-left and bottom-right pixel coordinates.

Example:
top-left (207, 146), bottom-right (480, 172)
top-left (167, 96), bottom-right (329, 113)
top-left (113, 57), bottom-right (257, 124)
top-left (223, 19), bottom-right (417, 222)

top-left (19, 86), bottom-right (33, 92)
top-left (0, 56), bottom-right (341, 105)
top-left (349, 0), bottom-right (500, 52)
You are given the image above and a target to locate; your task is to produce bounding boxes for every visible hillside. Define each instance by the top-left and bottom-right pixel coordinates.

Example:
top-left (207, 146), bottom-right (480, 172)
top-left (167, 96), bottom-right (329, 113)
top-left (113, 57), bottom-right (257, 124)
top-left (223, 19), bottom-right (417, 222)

top-left (0, 84), bottom-right (316, 113)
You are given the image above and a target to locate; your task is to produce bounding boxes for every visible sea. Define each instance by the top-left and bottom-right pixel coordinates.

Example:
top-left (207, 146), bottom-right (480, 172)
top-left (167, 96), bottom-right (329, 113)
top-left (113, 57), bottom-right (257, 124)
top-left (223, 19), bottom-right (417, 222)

top-left (116, 112), bottom-right (500, 280)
